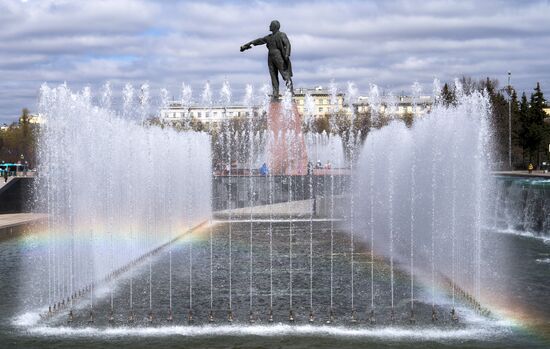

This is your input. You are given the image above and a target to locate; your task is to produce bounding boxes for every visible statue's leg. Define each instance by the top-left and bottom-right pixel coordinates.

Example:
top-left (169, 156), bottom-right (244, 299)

top-left (272, 54), bottom-right (293, 95)
top-left (282, 73), bottom-right (293, 95)
top-left (268, 56), bottom-right (279, 97)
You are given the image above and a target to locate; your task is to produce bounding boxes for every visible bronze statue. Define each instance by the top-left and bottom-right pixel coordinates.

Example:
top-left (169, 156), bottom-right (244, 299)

top-left (241, 20), bottom-right (294, 97)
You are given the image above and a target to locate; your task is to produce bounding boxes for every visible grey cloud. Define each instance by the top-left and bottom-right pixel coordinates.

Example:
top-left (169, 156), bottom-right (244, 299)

top-left (0, 0), bottom-right (549, 122)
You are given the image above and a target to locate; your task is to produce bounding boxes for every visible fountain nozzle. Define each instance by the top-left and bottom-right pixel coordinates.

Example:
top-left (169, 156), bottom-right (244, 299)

top-left (249, 311), bottom-right (255, 324)
top-left (108, 310), bottom-right (115, 324)
top-left (167, 309), bottom-right (173, 322)
top-left (431, 307), bottom-right (438, 322)
top-left (88, 310), bottom-right (94, 323)
top-left (390, 308), bottom-right (395, 324)
top-left (369, 309), bottom-right (376, 324)
top-left (67, 310), bottom-right (74, 323)
top-left (228, 310), bottom-right (234, 323)
top-left (351, 309), bottom-right (358, 324)
top-left (128, 310), bottom-right (135, 323)
top-left (326, 308), bottom-right (334, 324)
top-left (309, 310), bottom-right (314, 323)
top-left (209, 310), bottom-right (214, 323)
top-left (268, 308), bottom-right (274, 323)
top-left (289, 309), bottom-right (295, 322)
top-left (188, 310), bottom-right (194, 324)
top-left (451, 308), bottom-right (458, 323)
top-left (147, 310), bottom-right (154, 324)
top-left (409, 309), bottom-right (416, 324)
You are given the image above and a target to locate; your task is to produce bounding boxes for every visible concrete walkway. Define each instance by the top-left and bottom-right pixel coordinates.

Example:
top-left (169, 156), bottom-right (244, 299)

top-left (494, 171), bottom-right (550, 179)
top-left (0, 213), bottom-right (47, 230)
top-left (0, 176), bottom-right (15, 190)
top-left (214, 198), bottom-right (314, 218)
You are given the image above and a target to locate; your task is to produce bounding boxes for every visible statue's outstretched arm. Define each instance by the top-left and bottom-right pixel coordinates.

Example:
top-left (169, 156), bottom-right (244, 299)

top-left (241, 36), bottom-right (267, 52)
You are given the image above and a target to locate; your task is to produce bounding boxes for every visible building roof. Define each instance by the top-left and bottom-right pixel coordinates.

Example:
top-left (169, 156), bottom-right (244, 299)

top-left (294, 86), bottom-right (343, 96)
top-left (356, 95), bottom-right (433, 105)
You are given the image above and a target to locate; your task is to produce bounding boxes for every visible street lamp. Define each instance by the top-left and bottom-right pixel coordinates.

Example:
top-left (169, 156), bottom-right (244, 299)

top-left (507, 72), bottom-right (512, 170)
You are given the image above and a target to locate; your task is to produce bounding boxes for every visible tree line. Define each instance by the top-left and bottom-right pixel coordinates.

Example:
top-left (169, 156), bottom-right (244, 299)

top-left (441, 77), bottom-right (549, 169)
top-left (0, 108), bottom-right (37, 166)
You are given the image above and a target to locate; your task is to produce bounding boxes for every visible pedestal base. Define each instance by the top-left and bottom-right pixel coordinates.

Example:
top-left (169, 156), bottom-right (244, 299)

top-left (267, 101), bottom-right (307, 175)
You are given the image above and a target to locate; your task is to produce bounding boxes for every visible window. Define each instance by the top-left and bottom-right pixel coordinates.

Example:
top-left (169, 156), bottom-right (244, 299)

top-left (319, 107), bottom-right (323, 112)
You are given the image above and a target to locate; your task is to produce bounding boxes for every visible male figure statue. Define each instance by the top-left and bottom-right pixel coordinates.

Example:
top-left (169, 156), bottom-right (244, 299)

top-left (241, 20), bottom-right (294, 98)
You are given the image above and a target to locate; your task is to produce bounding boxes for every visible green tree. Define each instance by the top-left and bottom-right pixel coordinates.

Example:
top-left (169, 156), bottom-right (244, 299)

top-left (441, 83), bottom-right (456, 106)
top-left (529, 82), bottom-right (548, 165)
top-left (517, 92), bottom-right (540, 163)
top-left (0, 109), bottom-right (38, 166)
top-left (480, 77), bottom-right (509, 166)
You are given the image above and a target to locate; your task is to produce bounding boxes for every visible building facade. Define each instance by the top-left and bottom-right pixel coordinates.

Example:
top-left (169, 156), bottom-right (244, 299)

top-left (159, 87), bottom-right (434, 127)
top-left (355, 95), bottom-right (433, 116)
top-left (160, 104), bottom-right (260, 128)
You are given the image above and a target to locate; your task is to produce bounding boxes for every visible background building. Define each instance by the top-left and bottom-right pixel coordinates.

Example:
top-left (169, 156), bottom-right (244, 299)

top-left (159, 87), bottom-right (433, 126)
top-left (160, 104), bottom-right (259, 128)
top-left (355, 95), bottom-right (433, 117)
top-left (293, 86), bottom-right (346, 118)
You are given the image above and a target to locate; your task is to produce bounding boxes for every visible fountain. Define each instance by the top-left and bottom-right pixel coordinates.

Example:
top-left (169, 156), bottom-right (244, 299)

top-left (353, 80), bottom-right (494, 321)
top-left (16, 76), bottom-right (506, 333)
top-left (30, 83), bottom-right (212, 322)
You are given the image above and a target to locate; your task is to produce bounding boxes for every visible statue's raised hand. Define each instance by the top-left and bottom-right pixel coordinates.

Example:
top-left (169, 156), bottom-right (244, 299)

top-left (240, 44), bottom-right (251, 52)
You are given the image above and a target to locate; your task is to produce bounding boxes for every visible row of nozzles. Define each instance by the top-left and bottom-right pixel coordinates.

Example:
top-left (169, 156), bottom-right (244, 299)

top-left (42, 233), bottom-right (186, 320)
top-left (55, 307), bottom-right (463, 325)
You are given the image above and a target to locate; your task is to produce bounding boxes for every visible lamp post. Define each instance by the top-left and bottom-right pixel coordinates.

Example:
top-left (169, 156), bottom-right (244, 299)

top-left (507, 72), bottom-right (512, 170)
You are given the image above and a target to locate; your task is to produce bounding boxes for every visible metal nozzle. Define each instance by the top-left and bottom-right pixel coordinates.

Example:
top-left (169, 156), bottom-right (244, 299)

top-left (369, 309), bottom-right (376, 324)
top-left (326, 308), bottom-right (334, 324)
top-left (451, 308), bottom-right (458, 323)
top-left (209, 310), bottom-right (214, 323)
top-left (228, 310), bottom-right (233, 323)
top-left (128, 311), bottom-right (135, 324)
top-left (431, 307), bottom-right (438, 322)
top-left (409, 309), bottom-right (416, 324)
top-left (249, 311), bottom-right (255, 324)
top-left (351, 309), bottom-right (358, 324)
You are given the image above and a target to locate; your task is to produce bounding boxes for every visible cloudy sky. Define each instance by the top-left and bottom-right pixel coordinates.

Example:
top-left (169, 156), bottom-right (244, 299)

top-left (1, 0), bottom-right (549, 123)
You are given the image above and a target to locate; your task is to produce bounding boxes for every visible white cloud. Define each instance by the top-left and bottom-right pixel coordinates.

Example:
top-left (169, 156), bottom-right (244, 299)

top-left (0, 0), bottom-right (549, 122)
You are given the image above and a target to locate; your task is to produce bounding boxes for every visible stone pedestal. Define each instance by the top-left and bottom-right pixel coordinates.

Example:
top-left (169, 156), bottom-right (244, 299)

top-left (267, 100), bottom-right (307, 175)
